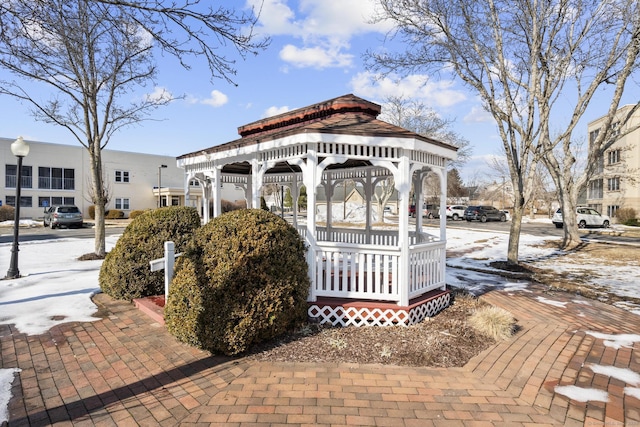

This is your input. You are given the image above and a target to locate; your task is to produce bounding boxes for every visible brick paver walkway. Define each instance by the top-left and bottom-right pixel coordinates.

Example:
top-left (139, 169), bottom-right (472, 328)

top-left (2, 285), bottom-right (639, 426)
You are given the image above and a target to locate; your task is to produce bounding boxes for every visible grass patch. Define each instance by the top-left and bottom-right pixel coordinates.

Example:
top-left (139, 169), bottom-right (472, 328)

top-left (468, 306), bottom-right (516, 341)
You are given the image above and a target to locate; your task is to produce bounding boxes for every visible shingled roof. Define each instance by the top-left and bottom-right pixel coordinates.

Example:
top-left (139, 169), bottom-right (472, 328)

top-left (178, 94), bottom-right (456, 160)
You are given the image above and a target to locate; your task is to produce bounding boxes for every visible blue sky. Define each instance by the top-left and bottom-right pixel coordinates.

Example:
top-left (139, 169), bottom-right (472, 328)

top-left (1, 0), bottom-right (638, 183)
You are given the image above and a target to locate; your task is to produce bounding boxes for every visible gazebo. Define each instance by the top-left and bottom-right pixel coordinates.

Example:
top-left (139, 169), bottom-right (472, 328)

top-left (177, 94), bottom-right (458, 326)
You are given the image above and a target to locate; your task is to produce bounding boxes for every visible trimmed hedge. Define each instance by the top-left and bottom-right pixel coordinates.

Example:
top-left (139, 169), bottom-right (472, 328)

top-left (0, 205), bottom-right (15, 221)
top-left (128, 210), bottom-right (147, 219)
top-left (99, 206), bottom-right (201, 301)
top-left (105, 209), bottom-right (124, 219)
top-left (165, 209), bottom-right (309, 355)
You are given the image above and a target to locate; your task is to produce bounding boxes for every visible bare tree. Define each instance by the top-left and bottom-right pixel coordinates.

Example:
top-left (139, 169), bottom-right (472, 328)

top-left (371, 0), bottom-right (640, 263)
top-left (380, 95), bottom-right (472, 168)
top-left (0, 0), bottom-right (268, 256)
top-left (373, 178), bottom-right (395, 221)
top-left (543, 107), bottom-right (640, 247)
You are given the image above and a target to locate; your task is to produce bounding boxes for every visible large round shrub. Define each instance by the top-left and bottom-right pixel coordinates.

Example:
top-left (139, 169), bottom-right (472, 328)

top-left (99, 206), bottom-right (201, 301)
top-left (165, 209), bottom-right (309, 355)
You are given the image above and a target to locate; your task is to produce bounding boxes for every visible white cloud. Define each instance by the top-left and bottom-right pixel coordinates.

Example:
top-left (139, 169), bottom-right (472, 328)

top-left (464, 105), bottom-right (494, 123)
top-left (350, 71), bottom-right (467, 108)
top-left (201, 90), bottom-right (228, 107)
top-left (279, 44), bottom-right (353, 69)
top-left (184, 90), bottom-right (228, 107)
top-left (250, 0), bottom-right (389, 69)
top-left (263, 105), bottom-right (290, 118)
top-left (145, 86), bottom-right (173, 104)
top-left (253, 0), bottom-right (388, 39)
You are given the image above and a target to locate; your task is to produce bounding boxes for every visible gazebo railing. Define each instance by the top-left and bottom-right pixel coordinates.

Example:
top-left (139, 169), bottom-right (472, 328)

top-left (313, 242), bottom-right (400, 302)
top-left (408, 241), bottom-right (447, 299)
top-left (298, 226), bottom-right (438, 246)
top-left (311, 240), bottom-right (446, 304)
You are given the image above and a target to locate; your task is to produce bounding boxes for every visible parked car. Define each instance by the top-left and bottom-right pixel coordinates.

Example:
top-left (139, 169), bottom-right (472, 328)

top-left (552, 207), bottom-right (610, 229)
top-left (424, 204), bottom-right (440, 219)
top-left (43, 205), bottom-right (84, 229)
top-left (409, 204), bottom-right (428, 218)
top-left (446, 205), bottom-right (466, 220)
top-left (463, 205), bottom-right (507, 222)
top-left (501, 210), bottom-right (512, 221)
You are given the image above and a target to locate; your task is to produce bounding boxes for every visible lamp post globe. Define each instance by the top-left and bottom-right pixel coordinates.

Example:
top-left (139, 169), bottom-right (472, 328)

top-left (6, 136), bottom-right (30, 279)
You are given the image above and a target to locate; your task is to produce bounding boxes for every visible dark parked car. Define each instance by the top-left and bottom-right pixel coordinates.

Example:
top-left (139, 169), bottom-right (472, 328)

top-left (463, 205), bottom-right (507, 222)
top-left (43, 205), bottom-right (84, 229)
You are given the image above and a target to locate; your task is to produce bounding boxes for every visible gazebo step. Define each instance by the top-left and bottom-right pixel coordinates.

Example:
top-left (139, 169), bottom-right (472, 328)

top-left (308, 288), bottom-right (451, 327)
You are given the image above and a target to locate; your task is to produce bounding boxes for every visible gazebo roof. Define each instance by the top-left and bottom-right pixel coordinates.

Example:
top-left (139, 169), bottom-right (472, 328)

top-left (178, 94), bottom-right (457, 161)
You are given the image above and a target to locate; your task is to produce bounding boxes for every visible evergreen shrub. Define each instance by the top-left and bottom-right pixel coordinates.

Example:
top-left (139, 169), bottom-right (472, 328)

top-left (99, 206), bottom-right (201, 301)
top-left (165, 209), bottom-right (309, 355)
top-left (128, 210), bottom-right (146, 219)
top-left (105, 209), bottom-right (124, 219)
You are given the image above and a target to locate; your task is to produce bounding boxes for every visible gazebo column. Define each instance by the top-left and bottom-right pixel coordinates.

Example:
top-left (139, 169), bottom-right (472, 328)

top-left (212, 167), bottom-right (222, 218)
top-left (413, 172), bottom-right (424, 232)
top-left (396, 156), bottom-right (411, 307)
top-left (324, 180), bottom-right (334, 241)
top-left (291, 174), bottom-right (299, 228)
top-left (437, 168), bottom-right (447, 242)
top-left (251, 159), bottom-right (262, 209)
top-left (364, 169), bottom-right (372, 244)
top-left (201, 178), bottom-right (211, 223)
top-left (302, 149), bottom-right (319, 302)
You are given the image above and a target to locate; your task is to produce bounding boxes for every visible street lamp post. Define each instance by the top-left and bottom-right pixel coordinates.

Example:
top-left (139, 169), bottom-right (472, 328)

top-left (158, 164), bottom-right (167, 208)
top-left (6, 136), bottom-right (30, 279)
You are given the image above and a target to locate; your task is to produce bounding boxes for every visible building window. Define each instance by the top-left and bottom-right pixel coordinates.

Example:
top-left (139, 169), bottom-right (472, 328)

top-left (588, 179), bottom-right (603, 199)
top-left (5, 164), bottom-right (33, 189)
top-left (171, 196), bottom-right (180, 206)
top-left (115, 198), bottom-right (130, 210)
top-left (115, 170), bottom-right (130, 183)
top-left (608, 206), bottom-right (620, 217)
top-left (607, 177), bottom-right (620, 191)
top-left (38, 167), bottom-right (75, 190)
top-left (589, 128), bottom-right (599, 144)
top-left (39, 196), bottom-right (75, 207)
top-left (6, 196), bottom-right (32, 207)
top-left (607, 149), bottom-right (621, 165)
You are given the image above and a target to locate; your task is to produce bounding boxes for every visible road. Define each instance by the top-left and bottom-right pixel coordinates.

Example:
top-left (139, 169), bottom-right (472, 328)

top-left (1, 218), bottom-right (637, 246)
top-left (0, 224), bottom-right (126, 244)
top-left (421, 217), bottom-right (640, 246)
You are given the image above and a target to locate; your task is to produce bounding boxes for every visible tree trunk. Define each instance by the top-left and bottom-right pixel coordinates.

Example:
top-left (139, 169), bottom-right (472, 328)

top-left (89, 144), bottom-right (107, 257)
top-left (560, 198), bottom-right (582, 249)
top-left (507, 210), bottom-right (522, 265)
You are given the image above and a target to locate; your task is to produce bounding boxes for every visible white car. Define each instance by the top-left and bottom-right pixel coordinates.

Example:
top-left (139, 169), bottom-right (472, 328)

top-left (446, 205), bottom-right (466, 220)
top-left (552, 207), bottom-right (610, 229)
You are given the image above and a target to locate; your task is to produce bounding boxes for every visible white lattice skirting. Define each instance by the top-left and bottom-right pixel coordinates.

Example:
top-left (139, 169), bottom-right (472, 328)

top-left (308, 292), bottom-right (451, 327)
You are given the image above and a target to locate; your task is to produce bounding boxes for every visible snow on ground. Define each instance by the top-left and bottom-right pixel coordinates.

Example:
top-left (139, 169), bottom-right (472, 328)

top-left (1, 215), bottom-right (639, 420)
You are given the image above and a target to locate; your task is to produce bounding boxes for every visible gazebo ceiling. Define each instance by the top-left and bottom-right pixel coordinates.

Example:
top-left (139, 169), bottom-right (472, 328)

top-left (220, 158), bottom-right (374, 176)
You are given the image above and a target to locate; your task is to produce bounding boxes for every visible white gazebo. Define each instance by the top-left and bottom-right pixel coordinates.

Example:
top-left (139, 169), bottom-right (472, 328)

top-left (177, 94), bottom-right (458, 326)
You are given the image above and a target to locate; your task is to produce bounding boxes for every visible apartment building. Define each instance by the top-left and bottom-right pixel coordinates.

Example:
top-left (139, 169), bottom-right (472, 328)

top-left (1, 137), bottom-right (185, 220)
top-left (586, 105), bottom-right (640, 218)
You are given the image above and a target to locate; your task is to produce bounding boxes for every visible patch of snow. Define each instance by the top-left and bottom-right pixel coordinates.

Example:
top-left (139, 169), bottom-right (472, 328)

top-left (589, 364), bottom-right (640, 386)
top-left (536, 296), bottom-right (567, 308)
top-left (625, 387), bottom-right (640, 400)
top-left (0, 368), bottom-right (21, 423)
top-left (585, 331), bottom-right (640, 349)
top-left (554, 385), bottom-right (609, 402)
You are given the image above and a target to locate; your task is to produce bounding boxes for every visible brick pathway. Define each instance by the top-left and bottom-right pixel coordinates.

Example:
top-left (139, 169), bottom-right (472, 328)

top-left (2, 286), bottom-right (639, 426)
